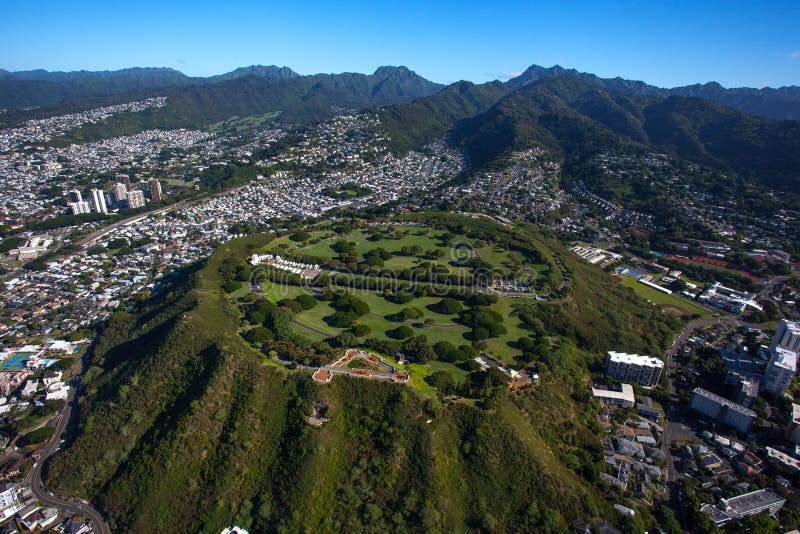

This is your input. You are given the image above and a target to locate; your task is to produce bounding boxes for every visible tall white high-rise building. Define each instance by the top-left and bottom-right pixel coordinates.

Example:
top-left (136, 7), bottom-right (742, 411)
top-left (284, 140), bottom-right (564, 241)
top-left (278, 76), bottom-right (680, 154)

top-left (605, 351), bottom-right (664, 388)
top-left (112, 183), bottom-right (128, 204)
top-left (770, 320), bottom-right (800, 354)
top-left (762, 346), bottom-right (797, 396)
top-left (690, 387), bottom-right (756, 432)
top-left (147, 178), bottom-right (162, 201)
top-left (126, 189), bottom-right (145, 209)
top-left (90, 188), bottom-right (107, 213)
top-left (115, 173), bottom-right (131, 191)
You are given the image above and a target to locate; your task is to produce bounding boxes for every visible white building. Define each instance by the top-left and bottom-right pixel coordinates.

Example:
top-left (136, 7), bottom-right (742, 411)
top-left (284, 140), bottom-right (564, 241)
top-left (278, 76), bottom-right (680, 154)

top-left (762, 346), bottom-right (797, 396)
top-left (698, 282), bottom-right (762, 314)
top-left (127, 189), bottom-right (145, 209)
top-left (67, 190), bottom-right (83, 203)
top-left (113, 182), bottom-right (128, 203)
top-left (690, 387), bottom-right (756, 432)
top-left (591, 383), bottom-right (635, 407)
top-left (701, 488), bottom-right (786, 526)
top-left (770, 320), bottom-right (800, 354)
top-left (69, 200), bottom-right (92, 215)
top-left (90, 188), bottom-right (107, 213)
top-left (605, 351), bottom-right (663, 388)
top-left (20, 380), bottom-right (39, 398)
top-left (0, 486), bottom-right (22, 520)
top-left (790, 403), bottom-right (800, 445)
top-left (45, 382), bottom-right (69, 401)
top-left (148, 177), bottom-right (162, 201)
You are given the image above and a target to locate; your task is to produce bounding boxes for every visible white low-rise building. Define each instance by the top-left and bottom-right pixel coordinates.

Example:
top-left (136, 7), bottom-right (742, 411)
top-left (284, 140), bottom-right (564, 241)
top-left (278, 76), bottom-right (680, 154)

top-left (591, 383), bottom-right (635, 408)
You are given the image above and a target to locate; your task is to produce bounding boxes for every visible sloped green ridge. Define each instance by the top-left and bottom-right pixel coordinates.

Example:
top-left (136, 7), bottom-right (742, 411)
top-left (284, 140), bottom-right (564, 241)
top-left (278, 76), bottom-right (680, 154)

top-left (44, 229), bottom-right (674, 533)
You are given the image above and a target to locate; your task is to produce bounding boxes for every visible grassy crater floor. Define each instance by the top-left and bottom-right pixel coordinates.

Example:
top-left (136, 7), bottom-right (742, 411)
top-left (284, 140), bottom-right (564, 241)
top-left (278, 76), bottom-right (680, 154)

top-left (256, 223), bottom-right (553, 369)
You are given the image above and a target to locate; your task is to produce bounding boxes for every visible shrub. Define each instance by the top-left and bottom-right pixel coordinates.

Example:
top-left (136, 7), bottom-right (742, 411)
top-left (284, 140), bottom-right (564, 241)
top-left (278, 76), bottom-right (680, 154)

top-left (20, 426), bottom-right (55, 447)
top-left (433, 297), bottom-right (463, 315)
top-left (351, 324), bottom-right (372, 337)
top-left (244, 327), bottom-right (275, 343)
top-left (335, 331), bottom-right (358, 348)
top-left (389, 325), bottom-right (415, 340)
top-left (427, 371), bottom-right (455, 394)
top-left (434, 341), bottom-right (461, 362)
top-left (326, 311), bottom-right (358, 328)
top-left (279, 299), bottom-right (303, 314)
top-left (290, 230), bottom-right (312, 242)
top-left (294, 294), bottom-right (318, 310)
top-left (222, 280), bottom-right (243, 293)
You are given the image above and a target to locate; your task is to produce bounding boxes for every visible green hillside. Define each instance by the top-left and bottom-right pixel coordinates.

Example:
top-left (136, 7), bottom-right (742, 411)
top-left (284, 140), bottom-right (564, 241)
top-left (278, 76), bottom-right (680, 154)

top-left (43, 216), bottom-right (684, 533)
top-left (378, 80), bottom-right (511, 153)
top-left (32, 68), bottom-right (442, 144)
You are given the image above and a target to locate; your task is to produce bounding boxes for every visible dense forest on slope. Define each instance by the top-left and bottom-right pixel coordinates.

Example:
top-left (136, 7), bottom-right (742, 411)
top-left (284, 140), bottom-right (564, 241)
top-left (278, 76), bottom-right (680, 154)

top-left (44, 216), bottom-right (683, 533)
top-left (42, 68), bottom-right (441, 144)
top-left (377, 80), bottom-right (512, 153)
top-left (449, 77), bottom-right (800, 191)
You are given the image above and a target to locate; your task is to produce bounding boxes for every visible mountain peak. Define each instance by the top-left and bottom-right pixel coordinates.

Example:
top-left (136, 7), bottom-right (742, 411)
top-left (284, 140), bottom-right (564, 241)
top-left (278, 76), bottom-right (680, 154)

top-left (372, 66), bottom-right (415, 79)
top-left (211, 65), bottom-right (299, 82)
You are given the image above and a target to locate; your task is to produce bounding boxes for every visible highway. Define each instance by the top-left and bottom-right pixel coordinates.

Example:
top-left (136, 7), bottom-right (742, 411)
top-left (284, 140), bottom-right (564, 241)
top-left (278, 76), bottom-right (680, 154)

top-left (77, 197), bottom-right (196, 247)
top-left (24, 353), bottom-right (111, 534)
top-left (76, 178), bottom-right (263, 249)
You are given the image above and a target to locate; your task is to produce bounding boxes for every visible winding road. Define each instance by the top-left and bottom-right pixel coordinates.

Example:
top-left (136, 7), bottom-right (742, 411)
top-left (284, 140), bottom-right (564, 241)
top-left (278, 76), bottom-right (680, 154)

top-left (24, 354), bottom-right (111, 534)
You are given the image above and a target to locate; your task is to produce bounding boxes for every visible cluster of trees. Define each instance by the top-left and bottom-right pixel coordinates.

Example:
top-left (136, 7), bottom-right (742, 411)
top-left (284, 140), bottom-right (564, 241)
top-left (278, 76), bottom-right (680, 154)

top-left (322, 181), bottom-right (372, 199)
top-left (218, 256), bottom-right (252, 293)
top-left (427, 366), bottom-right (511, 401)
top-left (323, 293), bottom-right (371, 328)
top-left (242, 297), bottom-right (297, 344)
top-left (362, 335), bottom-right (434, 364)
top-left (459, 305), bottom-right (507, 341)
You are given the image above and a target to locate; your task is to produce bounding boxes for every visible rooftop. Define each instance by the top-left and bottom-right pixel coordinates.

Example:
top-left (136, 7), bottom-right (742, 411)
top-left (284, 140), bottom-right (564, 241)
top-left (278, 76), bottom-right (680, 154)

top-left (607, 351), bottom-right (663, 368)
top-left (591, 383), bottom-right (635, 404)
top-left (721, 487), bottom-right (785, 515)
top-left (769, 346), bottom-right (797, 373)
top-left (692, 387), bottom-right (757, 417)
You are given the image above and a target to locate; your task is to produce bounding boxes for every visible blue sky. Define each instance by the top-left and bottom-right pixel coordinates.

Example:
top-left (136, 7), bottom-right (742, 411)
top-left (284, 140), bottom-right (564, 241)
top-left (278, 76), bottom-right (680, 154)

top-left (1, 0), bottom-right (798, 88)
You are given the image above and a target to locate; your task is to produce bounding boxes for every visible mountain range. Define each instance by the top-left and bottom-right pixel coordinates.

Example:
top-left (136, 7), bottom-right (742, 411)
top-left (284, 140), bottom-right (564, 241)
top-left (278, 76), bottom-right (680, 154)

top-left (508, 64), bottom-right (800, 120)
top-left (1, 62), bottom-right (798, 120)
top-left (1, 62), bottom-right (798, 191)
top-left (0, 65), bottom-right (442, 111)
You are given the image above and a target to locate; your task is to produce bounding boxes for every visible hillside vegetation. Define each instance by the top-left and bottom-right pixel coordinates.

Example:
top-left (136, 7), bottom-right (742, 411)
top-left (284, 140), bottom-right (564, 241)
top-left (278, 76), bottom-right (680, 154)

top-left (44, 217), bottom-right (683, 533)
top-left (452, 77), bottom-right (800, 191)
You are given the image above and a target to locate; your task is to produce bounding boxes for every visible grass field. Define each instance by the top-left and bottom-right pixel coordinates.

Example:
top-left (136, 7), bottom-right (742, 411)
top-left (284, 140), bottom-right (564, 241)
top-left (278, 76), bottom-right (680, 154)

top-left (255, 224), bottom-right (570, 381)
top-left (281, 281), bottom-right (533, 367)
top-left (262, 226), bottom-right (549, 285)
top-left (208, 111), bottom-right (281, 133)
top-left (617, 275), bottom-right (713, 317)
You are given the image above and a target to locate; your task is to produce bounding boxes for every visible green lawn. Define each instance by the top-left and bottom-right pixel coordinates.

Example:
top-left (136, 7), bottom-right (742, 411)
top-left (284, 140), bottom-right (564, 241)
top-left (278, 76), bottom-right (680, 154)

top-left (281, 282), bottom-right (537, 366)
top-left (259, 225), bottom-right (567, 369)
top-left (617, 276), bottom-right (713, 317)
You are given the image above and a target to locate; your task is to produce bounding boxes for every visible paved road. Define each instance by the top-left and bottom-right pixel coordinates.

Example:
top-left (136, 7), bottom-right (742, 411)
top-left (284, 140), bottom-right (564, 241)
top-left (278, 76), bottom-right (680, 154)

top-left (660, 316), bottom-right (740, 503)
top-left (24, 354), bottom-right (111, 534)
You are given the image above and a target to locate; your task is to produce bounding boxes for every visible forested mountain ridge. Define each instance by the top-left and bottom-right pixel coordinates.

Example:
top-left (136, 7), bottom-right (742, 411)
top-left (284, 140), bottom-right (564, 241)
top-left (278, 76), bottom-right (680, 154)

top-left (508, 63), bottom-right (800, 120)
top-left (0, 65), bottom-right (442, 112)
top-left (447, 76), bottom-right (800, 191)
